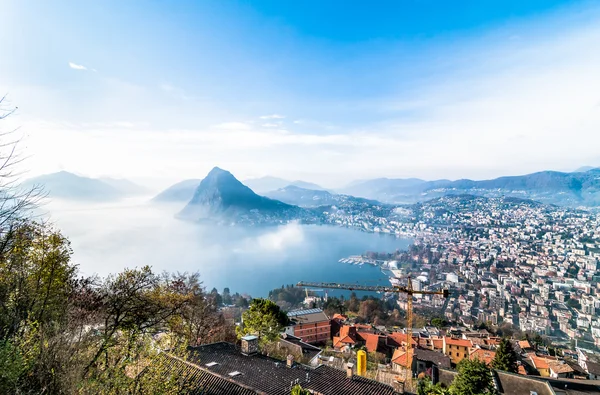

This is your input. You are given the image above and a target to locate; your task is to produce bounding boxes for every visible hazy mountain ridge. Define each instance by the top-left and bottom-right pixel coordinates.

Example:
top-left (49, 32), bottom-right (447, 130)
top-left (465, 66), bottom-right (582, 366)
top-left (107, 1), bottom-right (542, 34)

top-left (178, 168), bottom-right (310, 225)
top-left (266, 185), bottom-right (381, 208)
top-left (243, 176), bottom-right (326, 193)
top-left (22, 171), bottom-right (127, 201)
top-left (341, 169), bottom-right (600, 207)
top-left (152, 179), bottom-right (202, 203)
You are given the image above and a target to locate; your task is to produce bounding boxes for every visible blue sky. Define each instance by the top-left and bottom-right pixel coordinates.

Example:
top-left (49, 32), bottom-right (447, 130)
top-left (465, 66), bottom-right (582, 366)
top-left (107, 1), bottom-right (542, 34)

top-left (1, 0), bottom-right (600, 188)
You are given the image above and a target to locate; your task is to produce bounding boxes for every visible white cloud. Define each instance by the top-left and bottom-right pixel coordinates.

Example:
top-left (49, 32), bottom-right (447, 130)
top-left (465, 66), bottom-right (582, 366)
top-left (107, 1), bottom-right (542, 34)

top-left (259, 114), bottom-right (285, 120)
top-left (261, 123), bottom-right (280, 128)
top-left (68, 62), bottom-right (88, 71)
top-left (254, 222), bottom-right (305, 251)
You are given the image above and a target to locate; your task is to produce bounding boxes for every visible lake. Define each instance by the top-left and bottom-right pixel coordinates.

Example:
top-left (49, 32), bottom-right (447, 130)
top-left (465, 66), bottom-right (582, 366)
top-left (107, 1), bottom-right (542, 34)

top-left (44, 198), bottom-right (411, 297)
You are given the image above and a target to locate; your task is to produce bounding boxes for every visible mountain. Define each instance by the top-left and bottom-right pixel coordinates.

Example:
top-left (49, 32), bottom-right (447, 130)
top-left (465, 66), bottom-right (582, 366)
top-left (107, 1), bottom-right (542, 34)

top-left (243, 176), bottom-right (291, 193)
top-left (574, 166), bottom-right (599, 173)
top-left (288, 180), bottom-right (327, 191)
top-left (243, 176), bottom-right (326, 193)
top-left (152, 179), bottom-right (202, 202)
top-left (338, 178), bottom-right (431, 203)
top-left (178, 168), bottom-right (307, 224)
top-left (100, 177), bottom-right (147, 195)
top-left (344, 170), bottom-right (600, 207)
top-left (266, 186), bottom-right (338, 207)
top-left (265, 185), bottom-right (381, 208)
top-left (22, 171), bottom-right (124, 201)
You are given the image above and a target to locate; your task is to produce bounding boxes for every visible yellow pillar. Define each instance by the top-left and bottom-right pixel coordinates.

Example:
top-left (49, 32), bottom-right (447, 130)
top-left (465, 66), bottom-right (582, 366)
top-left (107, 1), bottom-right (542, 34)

top-left (357, 350), bottom-right (367, 376)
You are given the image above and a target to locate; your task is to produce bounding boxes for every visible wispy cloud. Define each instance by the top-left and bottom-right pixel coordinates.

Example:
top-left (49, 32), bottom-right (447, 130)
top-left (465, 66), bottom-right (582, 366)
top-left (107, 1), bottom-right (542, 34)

top-left (259, 114), bottom-right (285, 120)
top-left (68, 62), bottom-right (88, 71)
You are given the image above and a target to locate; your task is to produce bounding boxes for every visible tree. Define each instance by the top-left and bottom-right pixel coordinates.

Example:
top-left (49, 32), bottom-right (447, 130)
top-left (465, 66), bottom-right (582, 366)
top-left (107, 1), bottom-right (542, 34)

top-left (418, 378), bottom-right (450, 395)
top-left (222, 287), bottom-right (232, 305)
top-left (492, 338), bottom-right (518, 373)
top-left (237, 298), bottom-right (289, 344)
top-left (450, 358), bottom-right (495, 395)
top-left (0, 96), bottom-right (44, 244)
top-left (431, 317), bottom-right (446, 329)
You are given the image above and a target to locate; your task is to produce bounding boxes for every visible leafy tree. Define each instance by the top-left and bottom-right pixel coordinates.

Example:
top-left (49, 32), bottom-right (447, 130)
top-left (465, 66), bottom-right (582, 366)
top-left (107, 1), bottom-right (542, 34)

top-left (222, 287), bottom-right (232, 305)
top-left (431, 317), bottom-right (446, 329)
top-left (492, 338), bottom-right (518, 373)
top-left (291, 384), bottom-right (311, 395)
top-left (168, 273), bottom-right (235, 347)
top-left (418, 378), bottom-right (450, 395)
top-left (237, 298), bottom-right (289, 344)
top-left (85, 266), bottom-right (192, 374)
top-left (450, 358), bottom-right (495, 395)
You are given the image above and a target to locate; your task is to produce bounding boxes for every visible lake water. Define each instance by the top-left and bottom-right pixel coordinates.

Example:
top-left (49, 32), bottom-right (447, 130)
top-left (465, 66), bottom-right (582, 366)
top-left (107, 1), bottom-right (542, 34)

top-left (44, 198), bottom-right (411, 297)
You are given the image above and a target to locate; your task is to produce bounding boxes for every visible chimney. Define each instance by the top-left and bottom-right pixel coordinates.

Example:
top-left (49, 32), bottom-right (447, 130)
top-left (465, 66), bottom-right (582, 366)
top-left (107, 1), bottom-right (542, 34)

top-left (241, 335), bottom-right (258, 356)
top-left (287, 354), bottom-right (295, 368)
top-left (346, 363), bottom-right (354, 379)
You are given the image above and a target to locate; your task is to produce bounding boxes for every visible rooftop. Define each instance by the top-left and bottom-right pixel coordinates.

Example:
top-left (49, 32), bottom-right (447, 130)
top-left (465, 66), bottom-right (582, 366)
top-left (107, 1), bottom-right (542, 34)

top-left (174, 342), bottom-right (399, 395)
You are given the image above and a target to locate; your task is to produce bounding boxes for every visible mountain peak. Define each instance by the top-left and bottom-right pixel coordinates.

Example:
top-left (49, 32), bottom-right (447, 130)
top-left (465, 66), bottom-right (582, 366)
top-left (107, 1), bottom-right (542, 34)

top-left (178, 167), bottom-right (302, 224)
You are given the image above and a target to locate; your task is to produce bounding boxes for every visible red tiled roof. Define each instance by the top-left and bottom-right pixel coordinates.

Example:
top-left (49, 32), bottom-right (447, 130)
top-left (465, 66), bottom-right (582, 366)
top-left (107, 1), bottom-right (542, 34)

top-left (445, 337), bottom-right (473, 348)
top-left (469, 348), bottom-right (496, 365)
top-left (391, 348), bottom-right (413, 368)
top-left (518, 365), bottom-right (528, 375)
top-left (519, 340), bottom-right (532, 350)
top-left (362, 334), bottom-right (381, 353)
top-left (432, 339), bottom-right (444, 350)
top-left (530, 355), bottom-right (556, 370)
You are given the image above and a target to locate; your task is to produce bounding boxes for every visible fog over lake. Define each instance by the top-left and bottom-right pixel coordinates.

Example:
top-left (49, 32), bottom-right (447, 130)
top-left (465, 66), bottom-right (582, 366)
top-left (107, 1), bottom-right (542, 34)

top-left (42, 198), bottom-right (410, 297)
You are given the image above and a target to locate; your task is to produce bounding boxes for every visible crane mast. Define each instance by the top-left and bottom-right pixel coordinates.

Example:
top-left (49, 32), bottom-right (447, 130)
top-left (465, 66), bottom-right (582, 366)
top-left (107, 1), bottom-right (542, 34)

top-left (297, 279), bottom-right (449, 386)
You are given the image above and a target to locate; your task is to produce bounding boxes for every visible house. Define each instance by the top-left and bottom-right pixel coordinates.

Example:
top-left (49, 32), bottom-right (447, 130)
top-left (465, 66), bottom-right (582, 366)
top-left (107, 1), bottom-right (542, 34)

top-left (285, 308), bottom-right (330, 344)
top-left (149, 338), bottom-right (401, 395)
top-left (413, 348), bottom-right (451, 377)
top-left (332, 325), bottom-right (389, 354)
top-left (585, 361), bottom-right (600, 380)
top-left (443, 337), bottom-right (473, 365)
top-left (436, 368), bottom-right (555, 395)
top-left (277, 334), bottom-right (322, 366)
top-left (547, 361), bottom-right (574, 379)
top-left (529, 354), bottom-right (556, 377)
top-left (469, 348), bottom-right (496, 366)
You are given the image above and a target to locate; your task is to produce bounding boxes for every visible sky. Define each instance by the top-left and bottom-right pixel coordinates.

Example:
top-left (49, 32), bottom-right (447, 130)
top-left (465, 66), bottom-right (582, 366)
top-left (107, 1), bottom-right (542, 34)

top-left (1, 0), bottom-right (600, 190)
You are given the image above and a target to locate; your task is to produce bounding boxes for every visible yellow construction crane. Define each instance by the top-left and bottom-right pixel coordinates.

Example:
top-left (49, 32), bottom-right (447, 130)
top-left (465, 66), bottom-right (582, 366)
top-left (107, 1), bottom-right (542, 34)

top-left (297, 278), bottom-right (449, 384)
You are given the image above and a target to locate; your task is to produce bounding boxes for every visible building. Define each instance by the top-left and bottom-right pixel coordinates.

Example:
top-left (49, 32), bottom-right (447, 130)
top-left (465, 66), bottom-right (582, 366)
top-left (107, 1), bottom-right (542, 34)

top-left (442, 337), bottom-right (473, 365)
top-left (285, 308), bottom-right (331, 344)
top-left (150, 339), bottom-right (401, 395)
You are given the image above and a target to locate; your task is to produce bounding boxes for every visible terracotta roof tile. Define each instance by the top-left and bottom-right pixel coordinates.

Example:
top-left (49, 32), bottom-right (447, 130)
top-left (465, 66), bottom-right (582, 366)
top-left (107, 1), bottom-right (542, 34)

top-left (445, 337), bottom-right (473, 348)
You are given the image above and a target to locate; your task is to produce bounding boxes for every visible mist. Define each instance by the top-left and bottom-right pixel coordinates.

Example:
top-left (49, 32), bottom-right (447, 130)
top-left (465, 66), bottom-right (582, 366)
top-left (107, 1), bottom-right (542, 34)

top-left (41, 197), bottom-right (409, 297)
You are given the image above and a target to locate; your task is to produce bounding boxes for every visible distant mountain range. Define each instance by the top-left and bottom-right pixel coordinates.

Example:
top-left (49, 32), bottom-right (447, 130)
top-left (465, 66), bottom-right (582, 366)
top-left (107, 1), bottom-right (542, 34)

top-left (21, 171), bottom-right (147, 201)
top-left (336, 169), bottom-right (600, 207)
top-left (177, 168), bottom-right (308, 225)
top-left (243, 176), bottom-right (326, 194)
top-left (265, 185), bottom-right (379, 208)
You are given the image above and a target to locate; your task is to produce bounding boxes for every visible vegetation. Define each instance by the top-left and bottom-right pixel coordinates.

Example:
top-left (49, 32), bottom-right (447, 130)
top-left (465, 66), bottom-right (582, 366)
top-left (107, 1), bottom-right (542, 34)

top-left (492, 338), bottom-right (518, 373)
top-left (0, 102), bottom-right (239, 392)
top-left (290, 384), bottom-right (311, 395)
top-left (450, 358), bottom-right (495, 395)
top-left (236, 298), bottom-right (289, 345)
